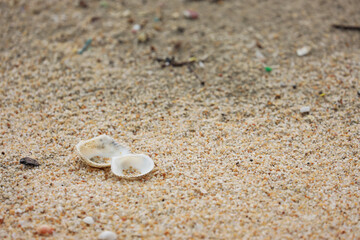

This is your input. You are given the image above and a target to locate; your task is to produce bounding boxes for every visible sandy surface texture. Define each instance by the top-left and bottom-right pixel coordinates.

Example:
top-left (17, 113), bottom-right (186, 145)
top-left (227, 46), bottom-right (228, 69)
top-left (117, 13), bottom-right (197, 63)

top-left (1, 0), bottom-right (360, 239)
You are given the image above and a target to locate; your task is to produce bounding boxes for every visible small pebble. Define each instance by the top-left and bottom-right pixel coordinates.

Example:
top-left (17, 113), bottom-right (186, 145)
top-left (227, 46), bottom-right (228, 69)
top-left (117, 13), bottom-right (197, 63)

top-left (131, 24), bottom-right (141, 33)
top-left (19, 157), bottom-right (40, 167)
top-left (137, 32), bottom-right (149, 43)
top-left (183, 10), bottom-right (199, 19)
top-left (83, 216), bottom-right (94, 225)
top-left (15, 209), bottom-right (23, 214)
top-left (37, 225), bottom-right (54, 236)
top-left (300, 106), bottom-right (311, 113)
top-left (171, 12), bottom-right (180, 19)
top-left (297, 46), bottom-right (311, 56)
top-left (280, 82), bottom-right (287, 88)
top-left (176, 26), bottom-right (185, 33)
top-left (78, 0), bottom-right (88, 8)
top-left (122, 10), bottom-right (131, 17)
top-left (98, 231), bottom-right (117, 240)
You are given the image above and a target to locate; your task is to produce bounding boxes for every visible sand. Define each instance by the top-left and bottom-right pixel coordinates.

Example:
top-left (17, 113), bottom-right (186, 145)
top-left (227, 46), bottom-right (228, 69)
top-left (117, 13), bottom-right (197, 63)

top-left (1, 0), bottom-right (360, 239)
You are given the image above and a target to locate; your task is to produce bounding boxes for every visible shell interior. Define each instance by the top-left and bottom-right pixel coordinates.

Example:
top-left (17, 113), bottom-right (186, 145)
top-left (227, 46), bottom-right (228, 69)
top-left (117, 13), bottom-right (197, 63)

top-left (111, 154), bottom-right (154, 178)
top-left (76, 135), bottom-right (130, 167)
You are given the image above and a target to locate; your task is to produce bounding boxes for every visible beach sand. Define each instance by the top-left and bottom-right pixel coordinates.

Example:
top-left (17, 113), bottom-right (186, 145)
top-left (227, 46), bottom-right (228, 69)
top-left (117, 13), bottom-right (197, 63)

top-left (1, 0), bottom-right (359, 239)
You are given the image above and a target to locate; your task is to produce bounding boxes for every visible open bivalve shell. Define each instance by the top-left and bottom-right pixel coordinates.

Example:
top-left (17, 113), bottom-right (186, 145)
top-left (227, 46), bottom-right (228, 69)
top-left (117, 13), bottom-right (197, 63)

top-left (111, 154), bottom-right (155, 178)
top-left (76, 135), bottom-right (130, 168)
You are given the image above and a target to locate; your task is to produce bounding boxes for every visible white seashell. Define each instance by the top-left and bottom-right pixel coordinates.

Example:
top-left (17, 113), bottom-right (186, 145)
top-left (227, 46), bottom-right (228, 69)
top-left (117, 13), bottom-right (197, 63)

top-left (76, 135), bottom-right (130, 168)
top-left (111, 154), bottom-right (154, 178)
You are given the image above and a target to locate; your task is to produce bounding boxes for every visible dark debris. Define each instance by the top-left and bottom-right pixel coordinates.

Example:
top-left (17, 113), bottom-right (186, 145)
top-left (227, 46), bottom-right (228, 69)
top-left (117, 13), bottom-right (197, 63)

top-left (20, 157), bottom-right (40, 167)
top-left (155, 57), bottom-right (196, 68)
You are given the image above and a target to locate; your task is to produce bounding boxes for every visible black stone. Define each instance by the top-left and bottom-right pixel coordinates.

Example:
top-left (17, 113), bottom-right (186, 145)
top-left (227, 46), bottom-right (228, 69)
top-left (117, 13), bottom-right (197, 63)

top-left (19, 157), bottom-right (40, 167)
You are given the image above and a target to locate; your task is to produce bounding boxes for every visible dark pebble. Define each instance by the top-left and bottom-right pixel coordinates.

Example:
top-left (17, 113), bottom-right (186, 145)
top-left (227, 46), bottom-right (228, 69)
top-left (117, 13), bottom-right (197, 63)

top-left (20, 157), bottom-right (40, 167)
top-left (177, 26), bottom-right (185, 33)
top-left (78, 0), bottom-right (88, 8)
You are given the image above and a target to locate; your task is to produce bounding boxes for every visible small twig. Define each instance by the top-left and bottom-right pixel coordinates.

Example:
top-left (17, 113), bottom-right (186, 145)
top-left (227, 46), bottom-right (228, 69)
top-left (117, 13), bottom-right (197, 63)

top-left (332, 24), bottom-right (360, 31)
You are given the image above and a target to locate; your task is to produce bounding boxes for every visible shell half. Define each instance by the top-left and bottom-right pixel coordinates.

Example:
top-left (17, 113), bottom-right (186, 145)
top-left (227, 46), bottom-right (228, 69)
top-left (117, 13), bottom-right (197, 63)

top-left (76, 135), bottom-right (130, 168)
top-left (111, 154), bottom-right (154, 178)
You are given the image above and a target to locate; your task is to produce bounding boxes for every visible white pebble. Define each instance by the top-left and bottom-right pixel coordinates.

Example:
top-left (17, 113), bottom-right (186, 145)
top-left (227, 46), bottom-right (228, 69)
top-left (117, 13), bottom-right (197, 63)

top-left (132, 24), bottom-right (141, 32)
top-left (98, 231), bottom-right (117, 240)
top-left (296, 46), bottom-right (311, 56)
top-left (83, 216), bottom-right (94, 225)
top-left (300, 106), bottom-right (311, 113)
top-left (15, 209), bottom-right (23, 214)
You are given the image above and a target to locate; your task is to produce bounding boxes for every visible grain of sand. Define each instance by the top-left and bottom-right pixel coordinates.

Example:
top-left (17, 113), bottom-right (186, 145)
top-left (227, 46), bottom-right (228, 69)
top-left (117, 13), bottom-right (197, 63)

top-left (1, 0), bottom-right (360, 239)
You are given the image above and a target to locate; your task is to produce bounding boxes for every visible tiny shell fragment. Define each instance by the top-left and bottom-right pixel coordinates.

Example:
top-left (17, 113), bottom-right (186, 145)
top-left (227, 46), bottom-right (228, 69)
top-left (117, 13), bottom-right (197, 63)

top-left (83, 216), bottom-right (94, 225)
top-left (300, 106), bottom-right (311, 113)
top-left (98, 231), bottom-right (117, 240)
top-left (297, 46), bottom-right (311, 56)
top-left (183, 10), bottom-right (199, 19)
